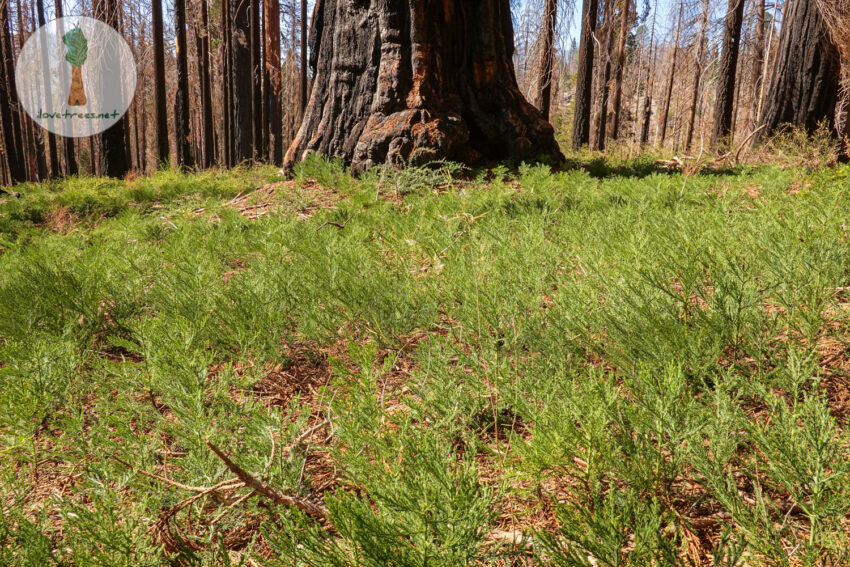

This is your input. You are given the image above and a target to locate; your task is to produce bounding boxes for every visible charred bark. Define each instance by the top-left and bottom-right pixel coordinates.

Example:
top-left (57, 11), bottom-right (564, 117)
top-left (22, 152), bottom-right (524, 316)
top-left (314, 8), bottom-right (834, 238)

top-left (197, 0), bottom-right (214, 168)
top-left (250, 0), bottom-right (263, 157)
top-left (264, 0), bottom-right (283, 164)
top-left (711, 0), bottom-right (746, 147)
top-left (174, 0), bottom-right (193, 168)
top-left (152, 0), bottom-right (170, 164)
top-left (232, 0), bottom-right (253, 162)
top-left (96, 0), bottom-right (130, 178)
top-left (300, 0), bottom-right (307, 115)
top-left (609, 0), bottom-right (631, 141)
top-left (532, 0), bottom-right (557, 121)
top-left (572, 0), bottom-right (598, 149)
top-left (284, 0), bottom-right (563, 173)
top-left (759, 0), bottom-right (840, 137)
top-left (0, 0), bottom-right (24, 183)
top-left (35, 0), bottom-right (58, 177)
top-left (657, 0), bottom-right (682, 146)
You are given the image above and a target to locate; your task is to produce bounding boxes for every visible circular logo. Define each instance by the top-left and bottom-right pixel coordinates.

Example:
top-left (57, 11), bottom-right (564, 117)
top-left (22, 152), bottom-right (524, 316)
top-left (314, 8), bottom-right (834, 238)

top-left (15, 17), bottom-right (137, 138)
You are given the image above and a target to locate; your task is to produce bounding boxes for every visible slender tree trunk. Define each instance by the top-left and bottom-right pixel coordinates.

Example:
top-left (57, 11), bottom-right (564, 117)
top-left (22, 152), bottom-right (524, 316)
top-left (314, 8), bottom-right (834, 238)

top-left (35, 0), bottom-right (58, 176)
top-left (152, 0), bottom-right (170, 165)
top-left (250, 0), bottom-right (263, 158)
top-left (639, 4), bottom-right (657, 144)
top-left (284, 0), bottom-right (563, 173)
top-left (657, 0), bottom-right (683, 146)
top-left (197, 0), bottom-right (214, 168)
top-left (571, 0), bottom-right (598, 149)
top-left (609, 0), bottom-right (631, 140)
top-left (174, 0), bottom-right (193, 168)
top-left (221, 0), bottom-right (233, 166)
top-left (54, 0), bottom-right (77, 175)
top-left (594, 1), bottom-right (615, 150)
top-left (300, 0), bottom-right (307, 116)
top-left (233, 0), bottom-right (253, 162)
top-left (0, 0), bottom-right (24, 183)
top-left (21, 0), bottom-right (46, 180)
top-left (749, 0), bottom-right (765, 132)
top-left (532, 0), bottom-right (557, 121)
top-left (711, 0), bottom-right (746, 147)
top-left (759, 0), bottom-right (840, 137)
top-left (265, 0), bottom-right (283, 164)
top-left (685, 0), bottom-right (709, 151)
top-left (95, 0), bottom-right (130, 178)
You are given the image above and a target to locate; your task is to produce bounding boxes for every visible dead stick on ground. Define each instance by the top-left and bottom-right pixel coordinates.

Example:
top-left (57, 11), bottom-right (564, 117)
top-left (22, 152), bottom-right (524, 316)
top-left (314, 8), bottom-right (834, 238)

top-left (206, 441), bottom-right (328, 521)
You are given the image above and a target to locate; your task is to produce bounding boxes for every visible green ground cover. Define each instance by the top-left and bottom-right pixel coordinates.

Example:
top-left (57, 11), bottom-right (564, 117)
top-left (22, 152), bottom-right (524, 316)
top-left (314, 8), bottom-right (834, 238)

top-left (2, 156), bottom-right (850, 565)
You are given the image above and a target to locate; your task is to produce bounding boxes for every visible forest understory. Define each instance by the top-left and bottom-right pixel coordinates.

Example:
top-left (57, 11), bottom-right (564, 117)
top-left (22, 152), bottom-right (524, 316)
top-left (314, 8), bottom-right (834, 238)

top-left (2, 145), bottom-right (850, 565)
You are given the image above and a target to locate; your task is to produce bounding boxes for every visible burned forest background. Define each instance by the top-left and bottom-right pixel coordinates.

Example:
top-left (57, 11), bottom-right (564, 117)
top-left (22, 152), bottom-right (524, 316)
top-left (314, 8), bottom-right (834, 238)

top-left (1, 0), bottom-right (849, 185)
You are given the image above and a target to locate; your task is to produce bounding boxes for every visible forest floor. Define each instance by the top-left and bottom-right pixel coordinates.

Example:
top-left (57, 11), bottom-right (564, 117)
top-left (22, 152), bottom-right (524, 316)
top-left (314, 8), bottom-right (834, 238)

top-left (2, 153), bottom-right (850, 565)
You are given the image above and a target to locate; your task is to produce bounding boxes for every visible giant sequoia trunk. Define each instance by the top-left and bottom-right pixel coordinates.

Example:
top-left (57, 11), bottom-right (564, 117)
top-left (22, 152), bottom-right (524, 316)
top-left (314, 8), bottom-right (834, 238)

top-left (759, 0), bottom-right (841, 137)
top-left (284, 0), bottom-right (563, 173)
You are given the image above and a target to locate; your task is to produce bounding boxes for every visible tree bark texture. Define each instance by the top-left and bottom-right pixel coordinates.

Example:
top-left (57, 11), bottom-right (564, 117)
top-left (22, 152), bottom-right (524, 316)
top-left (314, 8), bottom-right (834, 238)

top-left (96, 0), bottom-right (130, 178)
top-left (174, 0), bottom-right (194, 168)
top-left (0, 0), bottom-right (24, 183)
top-left (657, 0), bottom-right (683, 145)
top-left (152, 0), bottom-right (170, 164)
top-left (532, 0), bottom-right (557, 121)
top-left (265, 0), bottom-right (283, 164)
top-left (572, 0), bottom-right (598, 149)
top-left (233, 0), bottom-right (253, 162)
top-left (55, 0), bottom-right (77, 175)
top-left (197, 0), bottom-right (214, 168)
top-left (609, 0), bottom-right (630, 141)
top-left (284, 0), bottom-right (563, 173)
top-left (759, 0), bottom-right (840, 137)
top-left (711, 0), bottom-right (746, 147)
top-left (684, 0), bottom-right (709, 151)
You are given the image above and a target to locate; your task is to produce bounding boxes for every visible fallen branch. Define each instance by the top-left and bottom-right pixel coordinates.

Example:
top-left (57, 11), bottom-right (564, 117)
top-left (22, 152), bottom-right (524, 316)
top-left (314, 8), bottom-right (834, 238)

top-left (206, 441), bottom-right (328, 521)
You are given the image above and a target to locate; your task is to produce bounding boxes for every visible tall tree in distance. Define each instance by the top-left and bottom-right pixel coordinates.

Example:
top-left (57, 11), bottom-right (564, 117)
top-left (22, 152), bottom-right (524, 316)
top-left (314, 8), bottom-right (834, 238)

top-left (532, 0), bottom-right (557, 121)
top-left (657, 0), bottom-right (683, 145)
top-left (221, 0), bottom-right (233, 166)
top-left (285, 0), bottom-right (563, 173)
top-left (96, 0), bottom-right (130, 178)
top-left (55, 0), bottom-right (77, 175)
top-left (251, 0), bottom-right (263, 156)
top-left (608, 0), bottom-right (631, 140)
top-left (594, 0), bottom-right (615, 150)
top-left (35, 0), bottom-right (58, 176)
top-left (748, 0), bottom-right (765, 132)
top-left (174, 0), bottom-right (193, 168)
top-left (1, 0), bottom-right (25, 183)
top-left (759, 0), bottom-right (840, 137)
top-left (233, 0), bottom-right (253, 162)
top-left (685, 0), bottom-right (709, 151)
top-left (196, 0), bottom-right (214, 168)
top-left (152, 0), bottom-right (169, 165)
top-left (712, 0), bottom-right (746, 147)
top-left (572, 0), bottom-right (598, 149)
top-left (264, 0), bottom-right (283, 164)
top-left (300, 0), bottom-right (307, 115)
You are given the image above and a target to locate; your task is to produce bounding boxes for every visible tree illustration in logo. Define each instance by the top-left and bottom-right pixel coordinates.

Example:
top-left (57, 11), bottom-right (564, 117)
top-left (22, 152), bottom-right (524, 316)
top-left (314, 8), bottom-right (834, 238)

top-left (63, 27), bottom-right (88, 106)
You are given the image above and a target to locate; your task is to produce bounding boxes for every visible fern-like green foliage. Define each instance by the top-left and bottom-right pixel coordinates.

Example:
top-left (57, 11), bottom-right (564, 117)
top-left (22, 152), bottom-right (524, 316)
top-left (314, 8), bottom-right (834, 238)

top-left (63, 28), bottom-right (87, 67)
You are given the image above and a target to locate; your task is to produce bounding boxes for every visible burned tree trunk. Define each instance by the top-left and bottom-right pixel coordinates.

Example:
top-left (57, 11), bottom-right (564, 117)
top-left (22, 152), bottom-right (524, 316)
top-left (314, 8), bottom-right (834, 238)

top-left (284, 0), bottom-right (563, 173)
top-left (96, 0), bottom-right (130, 178)
top-left (265, 0), bottom-right (283, 164)
top-left (532, 0), bottom-right (557, 121)
top-left (759, 0), bottom-right (840, 137)
top-left (0, 0), bottom-right (24, 183)
top-left (572, 0), bottom-right (598, 149)
top-left (711, 0), bottom-right (746, 147)
top-left (152, 0), bottom-right (170, 165)
top-left (658, 0), bottom-right (683, 145)
top-left (174, 0), bottom-right (194, 168)
top-left (609, 0), bottom-right (631, 141)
